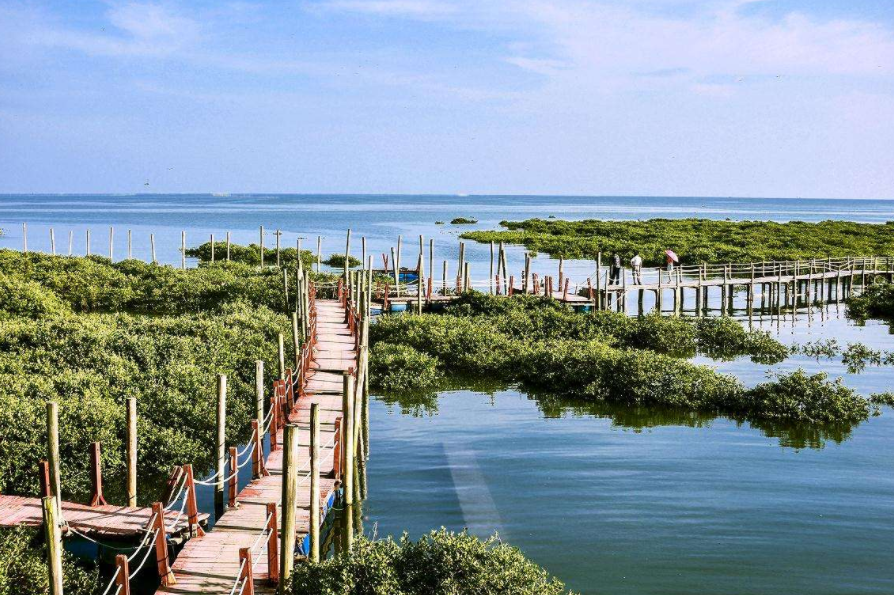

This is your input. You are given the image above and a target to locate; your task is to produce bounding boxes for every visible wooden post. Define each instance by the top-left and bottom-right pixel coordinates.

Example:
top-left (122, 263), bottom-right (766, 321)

top-left (215, 374), bottom-right (227, 508)
top-left (86, 228), bottom-right (91, 255)
top-left (181, 231), bottom-right (186, 269)
top-left (442, 260), bottom-right (448, 294)
top-left (429, 239), bottom-right (434, 284)
top-left (226, 231), bottom-right (231, 261)
top-left (489, 241), bottom-right (495, 294)
top-left (126, 397), bottom-right (137, 506)
top-left (22, 223), bottom-right (27, 253)
top-left (255, 360), bottom-right (264, 430)
top-left (184, 464), bottom-right (205, 536)
top-left (260, 225), bottom-right (265, 267)
top-left (50, 228), bottom-right (55, 255)
top-left (342, 373), bottom-right (355, 510)
top-left (228, 445), bottom-right (238, 508)
top-left (524, 252), bottom-right (531, 294)
top-left (38, 461), bottom-right (51, 498)
top-left (210, 234), bottom-right (215, 263)
top-left (150, 233), bottom-right (156, 264)
top-left (46, 402), bottom-right (62, 517)
top-left (316, 235), bottom-right (322, 273)
top-left (41, 496), bottom-right (63, 595)
top-left (416, 254), bottom-right (424, 314)
top-left (266, 503), bottom-right (279, 585)
top-left (127, 229), bottom-right (132, 260)
top-left (278, 333), bottom-right (285, 380)
top-left (238, 548), bottom-right (255, 595)
top-left (115, 555), bottom-right (131, 595)
top-left (89, 442), bottom-right (108, 506)
top-left (68, 230), bottom-right (73, 256)
top-left (309, 402), bottom-right (321, 563)
top-left (280, 424), bottom-right (299, 587)
top-left (558, 257), bottom-right (564, 291)
top-left (276, 229), bottom-right (281, 267)
top-left (291, 312), bottom-right (301, 369)
top-left (457, 242), bottom-right (465, 291)
top-left (152, 502), bottom-right (175, 585)
top-left (109, 226), bottom-right (114, 261)
top-left (344, 228), bottom-right (352, 282)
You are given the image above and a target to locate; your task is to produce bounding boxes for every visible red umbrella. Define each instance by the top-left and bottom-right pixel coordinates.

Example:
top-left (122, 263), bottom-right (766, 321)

top-left (665, 250), bottom-right (679, 263)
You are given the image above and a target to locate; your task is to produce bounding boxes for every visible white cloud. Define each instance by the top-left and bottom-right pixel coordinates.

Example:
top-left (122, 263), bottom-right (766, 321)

top-left (320, 0), bottom-right (456, 18)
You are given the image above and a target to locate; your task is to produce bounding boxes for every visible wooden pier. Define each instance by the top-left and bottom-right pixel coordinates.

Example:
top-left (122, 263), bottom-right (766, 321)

top-left (156, 295), bottom-right (364, 594)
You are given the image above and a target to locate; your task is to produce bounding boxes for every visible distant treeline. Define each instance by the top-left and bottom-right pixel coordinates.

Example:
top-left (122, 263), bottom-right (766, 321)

top-left (461, 218), bottom-right (894, 266)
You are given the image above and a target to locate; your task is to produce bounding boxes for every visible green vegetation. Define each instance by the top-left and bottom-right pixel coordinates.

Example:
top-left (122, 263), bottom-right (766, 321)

top-left (186, 241), bottom-right (315, 268)
top-left (370, 344), bottom-right (443, 392)
top-left (460, 218), bottom-right (894, 266)
top-left (435, 221), bottom-right (445, 225)
top-left (370, 294), bottom-right (869, 425)
top-left (792, 338), bottom-right (894, 373)
top-left (847, 281), bottom-right (894, 319)
top-left (291, 530), bottom-right (572, 595)
top-left (0, 251), bottom-right (291, 503)
top-left (322, 254), bottom-right (362, 268)
top-left (450, 217), bottom-right (477, 225)
top-left (870, 392), bottom-right (894, 407)
top-left (0, 527), bottom-right (98, 595)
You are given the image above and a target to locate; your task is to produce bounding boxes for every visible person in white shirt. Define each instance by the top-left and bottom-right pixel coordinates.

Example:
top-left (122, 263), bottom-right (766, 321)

top-left (630, 253), bottom-right (643, 284)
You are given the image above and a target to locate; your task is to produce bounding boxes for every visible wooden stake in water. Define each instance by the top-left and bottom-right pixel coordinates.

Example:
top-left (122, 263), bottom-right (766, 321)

top-left (109, 226), bottom-right (114, 261)
top-left (276, 229), bottom-right (281, 267)
top-left (226, 231), bottom-right (231, 261)
top-left (345, 229), bottom-right (352, 282)
top-left (127, 229), bottom-right (132, 259)
top-left (22, 223), bottom-right (27, 253)
top-left (429, 239), bottom-right (434, 283)
top-left (50, 228), bottom-right (55, 255)
top-left (181, 231), bottom-right (186, 269)
top-left (86, 228), bottom-right (91, 256)
top-left (211, 234), bottom-right (215, 263)
top-left (260, 225), bottom-right (265, 267)
top-left (316, 235), bottom-right (322, 273)
top-left (150, 234), bottom-right (156, 264)
top-left (68, 231), bottom-right (73, 256)
top-left (490, 241), bottom-right (495, 294)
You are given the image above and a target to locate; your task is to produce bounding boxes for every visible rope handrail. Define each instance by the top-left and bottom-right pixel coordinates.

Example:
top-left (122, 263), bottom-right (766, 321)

top-left (128, 528), bottom-right (159, 579)
top-left (100, 567), bottom-right (121, 595)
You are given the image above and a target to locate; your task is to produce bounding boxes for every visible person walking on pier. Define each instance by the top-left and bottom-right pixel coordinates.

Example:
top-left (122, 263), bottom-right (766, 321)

top-left (630, 253), bottom-right (643, 284)
top-left (610, 252), bottom-right (622, 285)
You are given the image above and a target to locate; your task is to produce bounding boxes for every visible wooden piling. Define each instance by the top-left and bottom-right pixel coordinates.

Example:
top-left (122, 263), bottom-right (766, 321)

top-left (50, 228), bottom-right (55, 255)
top-left (109, 226), bottom-right (114, 261)
top-left (68, 231), bottom-right (73, 256)
top-left (152, 502), bottom-right (175, 585)
top-left (150, 234), bottom-right (156, 263)
top-left (279, 424), bottom-right (299, 588)
top-left (309, 402), bottom-right (321, 563)
top-left (226, 231), bottom-right (231, 261)
top-left (46, 402), bottom-right (62, 517)
top-left (125, 397), bottom-right (137, 506)
top-left (490, 242), bottom-right (495, 294)
top-left (115, 555), bottom-right (131, 595)
top-left (127, 229), bottom-right (132, 260)
top-left (89, 442), bottom-right (108, 506)
top-left (42, 496), bottom-right (63, 595)
top-left (215, 375), bottom-right (227, 508)
top-left (260, 226), bottom-right (265, 267)
top-left (255, 361), bottom-right (264, 429)
top-left (344, 229), bottom-right (352, 282)
top-left (278, 333), bottom-right (286, 380)
top-left (228, 445), bottom-right (238, 509)
top-left (342, 373), bottom-right (355, 509)
top-left (181, 231), bottom-right (186, 269)
top-left (22, 222), bottom-right (28, 253)
top-left (86, 228), bottom-right (91, 256)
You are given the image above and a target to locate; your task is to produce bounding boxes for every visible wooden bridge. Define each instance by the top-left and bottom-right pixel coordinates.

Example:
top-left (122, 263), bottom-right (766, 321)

top-left (367, 255), bottom-right (894, 315)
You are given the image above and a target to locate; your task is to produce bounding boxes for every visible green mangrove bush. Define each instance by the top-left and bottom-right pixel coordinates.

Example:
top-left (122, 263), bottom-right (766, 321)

top-left (186, 241), bottom-right (315, 268)
top-left (290, 530), bottom-right (572, 595)
top-left (369, 343), bottom-right (442, 392)
top-left (847, 281), bottom-right (894, 319)
top-left (460, 218), bottom-right (894, 266)
top-left (0, 527), bottom-right (99, 595)
top-left (322, 254), bottom-right (361, 268)
top-left (450, 217), bottom-right (477, 224)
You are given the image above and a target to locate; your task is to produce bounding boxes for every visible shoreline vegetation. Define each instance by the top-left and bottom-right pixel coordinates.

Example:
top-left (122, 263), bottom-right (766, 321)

top-left (460, 218), bottom-right (894, 266)
top-left (369, 294), bottom-right (875, 431)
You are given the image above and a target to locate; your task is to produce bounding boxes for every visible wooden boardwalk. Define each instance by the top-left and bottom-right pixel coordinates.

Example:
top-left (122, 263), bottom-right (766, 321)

top-left (157, 299), bottom-right (353, 594)
top-left (0, 496), bottom-right (207, 538)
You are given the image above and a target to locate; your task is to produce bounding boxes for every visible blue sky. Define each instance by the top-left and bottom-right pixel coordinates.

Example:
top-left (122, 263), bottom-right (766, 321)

top-left (0, 0), bottom-right (892, 198)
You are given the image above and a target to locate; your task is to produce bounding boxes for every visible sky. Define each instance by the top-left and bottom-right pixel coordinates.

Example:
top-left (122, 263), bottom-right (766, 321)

top-left (0, 0), bottom-right (893, 198)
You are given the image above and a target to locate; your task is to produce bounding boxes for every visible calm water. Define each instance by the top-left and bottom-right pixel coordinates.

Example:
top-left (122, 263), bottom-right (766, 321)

top-left (4, 195), bottom-right (894, 593)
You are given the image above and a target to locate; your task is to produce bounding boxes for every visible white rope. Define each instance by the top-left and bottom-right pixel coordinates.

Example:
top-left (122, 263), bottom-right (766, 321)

top-left (166, 486), bottom-right (190, 530)
top-left (164, 474), bottom-right (187, 511)
top-left (228, 559), bottom-right (249, 595)
top-left (128, 529), bottom-right (159, 579)
top-left (100, 566), bottom-right (120, 595)
top-left (236, 430), bottom-right (257, 458)
top-left (126, 513), bottom-right (158, 562)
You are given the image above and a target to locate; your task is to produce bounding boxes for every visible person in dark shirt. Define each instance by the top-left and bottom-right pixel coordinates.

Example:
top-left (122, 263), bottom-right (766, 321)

top-left (610, 252), bottom-right (622, 284)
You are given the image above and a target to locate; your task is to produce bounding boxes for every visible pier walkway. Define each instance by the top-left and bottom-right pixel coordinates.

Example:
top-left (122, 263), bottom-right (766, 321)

top-left (156, 298), bottom-right (355, 594)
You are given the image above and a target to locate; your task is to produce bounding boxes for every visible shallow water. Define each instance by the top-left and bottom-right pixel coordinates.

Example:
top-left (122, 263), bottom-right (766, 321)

top-left (5, 194), bottom-right (894, 593)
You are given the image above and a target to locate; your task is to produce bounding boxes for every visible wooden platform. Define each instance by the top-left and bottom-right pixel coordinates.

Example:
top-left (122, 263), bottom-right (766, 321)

top-left (156, 300), bottom-right (352, 594)
top-left (0, 496), bottom-right (208, 538)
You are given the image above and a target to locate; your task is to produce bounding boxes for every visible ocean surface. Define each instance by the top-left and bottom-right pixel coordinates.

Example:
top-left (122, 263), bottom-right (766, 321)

top-left (3, 194), bottom-right (894, 594)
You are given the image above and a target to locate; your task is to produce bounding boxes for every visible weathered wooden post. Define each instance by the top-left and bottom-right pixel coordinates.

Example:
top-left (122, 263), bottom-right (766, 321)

top-left (109, 226), bottom-right (114, 261)
top-left (260, 225), bottom-right (265, 267)
top-left (115, 555), bottom-right (131, 595)
top-left (391, 247), bottom-right (399, 297)
top-left (68, 230), bottom-right (73, 256)
top-left (342, 372), bottom-right (355, 509)
top-left (125, 397), bottom-right (137, 506)
top-left (22, 223), bottom-right (27, 253)
top-left (86, 228), bottom-right (91, 255)
top-left (46, 402), bottom-right (62, 517)
top-left (180, 231), bottom-right (186, 269)
top-left (442, 260), bottom-right (448, 294)
top-left (279, 424), bottom-right (299, 589)
top-left (457, 241), bottom-right (465, 291)
top-left (416, 254), bottom-right (424, 314)
top-left (278, 333), bottom-right (286, 380)
top-left (228, 445), bottom-right (238, 509)
top-left (292, 312), bottom-right (301, 369)
top-left (309, 402), bottom-right (321, 563)
top-left (276, 229), bottom-right (282, 267)
top-left (50, 228), bottom-right (55, 255)
top-left (226, 231), bottom-right (231, 261)
top-left (183, 464), bottom-right (205, 536)
top-left (152, 502), bottom-right (175, 585)
top-left (150, 233), bottom-right (156, 264)
top-left (127, 229), bottom-right (132, 260)
top-left (558, 257), bottom-right (564, 291)
top-left (463, 262), bottom-right (470, 294)
top-left (489, 241), bottom-right (495, 294)
top-left (210, 234), bottom-right (215, 263)
top-left (89, 442), bottom-right (108, 506)
top-left (266, 503), bottom-right (279, 585)
top-left (42, 496), bottom-right (63, 595)
top-left (215, 374), bottom-right (227, 509)
top-left (316, 235), bottom-right (322, 273)
top-left (255, 360), bottom-right (264, 429)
